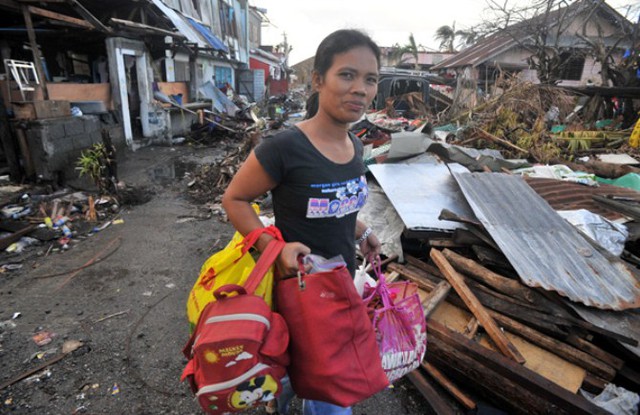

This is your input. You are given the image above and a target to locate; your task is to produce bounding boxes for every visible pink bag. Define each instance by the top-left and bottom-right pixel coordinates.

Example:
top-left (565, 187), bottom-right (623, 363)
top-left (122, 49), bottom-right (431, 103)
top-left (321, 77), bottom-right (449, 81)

top-left (363, 261), bottom-right (427, 383)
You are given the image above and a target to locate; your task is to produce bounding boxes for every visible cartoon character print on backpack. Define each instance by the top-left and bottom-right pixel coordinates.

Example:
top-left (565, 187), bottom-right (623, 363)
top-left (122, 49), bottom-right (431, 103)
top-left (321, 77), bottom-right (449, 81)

top-left (230, 374), bottom-right (278, 409)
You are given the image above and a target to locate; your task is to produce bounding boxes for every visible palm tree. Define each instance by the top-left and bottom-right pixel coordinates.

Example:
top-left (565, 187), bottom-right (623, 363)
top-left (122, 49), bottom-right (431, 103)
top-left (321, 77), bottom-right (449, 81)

top-left (391, 33), bottom-right (421, 69)
top-left (435, 22), bottom-right (457, 52)
top-left (456, 29), bottom-right (478, 50)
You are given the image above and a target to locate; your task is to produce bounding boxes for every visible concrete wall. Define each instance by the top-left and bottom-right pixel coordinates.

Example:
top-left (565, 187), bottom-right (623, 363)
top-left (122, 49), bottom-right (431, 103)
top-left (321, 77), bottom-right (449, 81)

top-left (25, 115), bottom-right (123, 181)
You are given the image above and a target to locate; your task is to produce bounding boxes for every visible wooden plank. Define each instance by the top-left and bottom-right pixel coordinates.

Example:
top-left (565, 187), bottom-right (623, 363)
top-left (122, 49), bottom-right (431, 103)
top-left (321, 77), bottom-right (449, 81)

top-left (431, 248), bottom-right (526, 364)
top-left (487, 311), bottom-right (616, 380)
top-left (429, 300), bottom-right (585, 393)
top-left (423, 362), bottom-right (476, 411)
top-left (428, 321), bottom-right (608, 415)
top-left (405, 370), bottom-right (457, 414)
top-left (422, 280), bottom-right (451, 318)
top-left (566, 334), bottom-right (625, 371)
top-left (441, 248), bottom-right (535, 303)
top-left (21, 5), bottom-right (48, 100)
top-left (67, 0), bottom-right (111, 33)
top-left (110, 17), bottom-right (182, 37)
top-left (27, 5), bottom-right (93, 29)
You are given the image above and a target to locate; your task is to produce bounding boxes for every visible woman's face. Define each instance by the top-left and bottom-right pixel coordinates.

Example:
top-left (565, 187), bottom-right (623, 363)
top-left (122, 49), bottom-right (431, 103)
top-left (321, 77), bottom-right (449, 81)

top-left (315, 46), bottom-right (379, 124)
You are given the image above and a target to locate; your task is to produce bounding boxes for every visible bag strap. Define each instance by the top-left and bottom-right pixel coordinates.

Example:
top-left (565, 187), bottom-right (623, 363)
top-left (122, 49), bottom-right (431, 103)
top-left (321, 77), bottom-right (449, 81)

top-left (243, 226), bottom-right (285, 295)
top-left (240, 225), bottom-right (284, 255)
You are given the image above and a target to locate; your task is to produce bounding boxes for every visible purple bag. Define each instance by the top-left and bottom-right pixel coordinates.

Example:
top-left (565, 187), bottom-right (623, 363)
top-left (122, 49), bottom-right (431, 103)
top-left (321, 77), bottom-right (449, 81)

top-left (364, 261), bottom-right (427, 383)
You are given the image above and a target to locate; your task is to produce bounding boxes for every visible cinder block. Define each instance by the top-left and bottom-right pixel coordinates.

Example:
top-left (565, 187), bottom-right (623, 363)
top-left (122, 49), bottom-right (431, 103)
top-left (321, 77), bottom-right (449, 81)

top-left (47, 122), bottom-right (65, 139)
top-left (63, 118), bottom-right (85, 136)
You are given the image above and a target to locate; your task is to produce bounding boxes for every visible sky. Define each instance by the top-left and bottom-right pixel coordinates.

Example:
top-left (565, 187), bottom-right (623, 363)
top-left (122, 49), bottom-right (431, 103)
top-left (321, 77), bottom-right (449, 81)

top-left (252, 0), bottom-right (639, 66)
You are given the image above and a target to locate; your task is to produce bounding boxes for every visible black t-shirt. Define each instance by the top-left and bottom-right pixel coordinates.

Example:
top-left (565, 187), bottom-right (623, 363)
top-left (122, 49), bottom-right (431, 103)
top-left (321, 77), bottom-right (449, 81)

top-left (255, 127), bottom-right (368, 275)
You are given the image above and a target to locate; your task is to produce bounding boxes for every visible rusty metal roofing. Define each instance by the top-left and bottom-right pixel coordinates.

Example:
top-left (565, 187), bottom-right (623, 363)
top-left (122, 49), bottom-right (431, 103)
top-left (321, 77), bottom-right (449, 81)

top-left (453, 172), bottom-right (640, 311)
top-left (431, 33), bottom-right (518, 70)
top-left (525, 177), bottom-right (640, 222)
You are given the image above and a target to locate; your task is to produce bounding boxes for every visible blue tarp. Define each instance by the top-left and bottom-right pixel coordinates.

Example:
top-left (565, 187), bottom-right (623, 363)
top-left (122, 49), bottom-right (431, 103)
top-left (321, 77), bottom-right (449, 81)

top-left (186, 18), bottom-right (228, 53)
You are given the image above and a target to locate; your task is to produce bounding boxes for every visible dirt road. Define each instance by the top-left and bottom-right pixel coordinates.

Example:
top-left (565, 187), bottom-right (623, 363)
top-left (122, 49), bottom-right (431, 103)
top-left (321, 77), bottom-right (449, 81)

top-left (0, 144), bottom-right (430, 414)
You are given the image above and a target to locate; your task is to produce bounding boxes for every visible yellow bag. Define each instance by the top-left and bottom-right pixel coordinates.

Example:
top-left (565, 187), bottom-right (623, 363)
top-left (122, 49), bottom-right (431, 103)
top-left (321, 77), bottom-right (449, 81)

top-left (186, 224), bottom-right (279, 331)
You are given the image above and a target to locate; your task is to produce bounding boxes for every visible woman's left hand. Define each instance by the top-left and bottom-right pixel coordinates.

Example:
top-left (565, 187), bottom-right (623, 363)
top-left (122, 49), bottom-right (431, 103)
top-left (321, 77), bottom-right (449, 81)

top-left (359, 231), bottom-right (381, 264)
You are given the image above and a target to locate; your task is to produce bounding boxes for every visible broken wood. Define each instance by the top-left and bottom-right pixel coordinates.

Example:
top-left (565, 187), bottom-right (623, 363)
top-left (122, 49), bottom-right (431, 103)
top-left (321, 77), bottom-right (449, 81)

top-left (421, 280), bottom-right (451, 318)
top-left (406, 370), bottom-right (458, 414)
top-left (464, 317), bottom-right (480, 338)
top-left (427, 321), bottom-right (608, 415)
top-left (431, 249), bottom-right (526, 364)
top-left (488, 309), bottom-right (616, 380)
top-left (27, 5), bottom-right (93, 29)
top-left (422, 362), bottom-right (476, 411)
top-left (0, 340), bottom-right (82, 391)
top-left (442, 248), bottom-right (534, 303)
top-left (475, 127), bottom-right (528, 154)
top-left (0, 224), bottom-right (36, 250)
top-left (566, 334), bottom-right (624, 371)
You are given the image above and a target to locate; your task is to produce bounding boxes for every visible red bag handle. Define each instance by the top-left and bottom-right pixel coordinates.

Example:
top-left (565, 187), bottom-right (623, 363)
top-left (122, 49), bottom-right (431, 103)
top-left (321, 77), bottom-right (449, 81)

top-left (243, 226), bottom-right (285, 295)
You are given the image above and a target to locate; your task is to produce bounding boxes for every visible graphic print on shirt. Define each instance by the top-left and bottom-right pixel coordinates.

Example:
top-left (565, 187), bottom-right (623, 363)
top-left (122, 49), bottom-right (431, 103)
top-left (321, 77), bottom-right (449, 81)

top-left (306, 175), bottom-right (368, 219)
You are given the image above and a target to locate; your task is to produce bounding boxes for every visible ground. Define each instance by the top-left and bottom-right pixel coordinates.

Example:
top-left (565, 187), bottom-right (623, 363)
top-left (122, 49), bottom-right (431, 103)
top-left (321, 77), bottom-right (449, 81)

top-left (0, 143), bottom-right (431, 415)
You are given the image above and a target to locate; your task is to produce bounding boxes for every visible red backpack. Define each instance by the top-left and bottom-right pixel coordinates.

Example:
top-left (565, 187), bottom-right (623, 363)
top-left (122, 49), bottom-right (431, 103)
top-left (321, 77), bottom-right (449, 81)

top-left (181, 232), bottom-right (288, 414)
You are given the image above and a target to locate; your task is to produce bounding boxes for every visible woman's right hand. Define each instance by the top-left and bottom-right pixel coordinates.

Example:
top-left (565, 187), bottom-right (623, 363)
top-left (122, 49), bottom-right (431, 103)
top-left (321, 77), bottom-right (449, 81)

top-left (276, 242), bottom-right (311, 277)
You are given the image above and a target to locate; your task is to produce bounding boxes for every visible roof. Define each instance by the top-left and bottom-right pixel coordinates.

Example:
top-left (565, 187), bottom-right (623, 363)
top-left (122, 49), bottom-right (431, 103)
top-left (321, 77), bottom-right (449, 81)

top-left (151, 0), bottom-right (227, 52)
top-left (431, 0), bottom-right (632, 71)
top-left (454, 172), bottom-right (640, 311)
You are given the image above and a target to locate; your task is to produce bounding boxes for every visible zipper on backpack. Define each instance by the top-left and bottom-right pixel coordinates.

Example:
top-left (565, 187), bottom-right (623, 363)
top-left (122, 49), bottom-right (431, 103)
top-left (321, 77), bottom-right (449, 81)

top-left (196, 363), bottom-right (270, 396)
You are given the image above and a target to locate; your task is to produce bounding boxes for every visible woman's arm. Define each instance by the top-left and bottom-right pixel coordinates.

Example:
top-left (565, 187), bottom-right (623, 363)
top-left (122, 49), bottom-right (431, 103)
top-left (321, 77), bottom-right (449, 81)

top-left (355, 219), bottom-right (381, 262)
top-left (222, 151), bottom-right (310, 274)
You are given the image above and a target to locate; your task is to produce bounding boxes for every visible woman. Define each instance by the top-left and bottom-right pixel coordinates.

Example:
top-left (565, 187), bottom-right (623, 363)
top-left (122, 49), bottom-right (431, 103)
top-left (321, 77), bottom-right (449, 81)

top-left (222, 29), bottom-right (382, 415)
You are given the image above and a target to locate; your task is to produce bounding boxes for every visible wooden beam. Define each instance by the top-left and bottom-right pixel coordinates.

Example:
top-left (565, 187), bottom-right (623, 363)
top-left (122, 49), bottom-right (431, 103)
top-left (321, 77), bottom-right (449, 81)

top-left (27, 5), bottom-right (93, 29)
top-left (67, 0), bottom-right (111, 33)
top-left (488, 307), bottom-right (617, 380)
top-left (20, 5), bottom-right (48, 100)
top-left (422, 362), bottom-right (477, 411)
top-left (422, 280), bottom-right (451, 318)
top-left (431, 248), bottom-right (526, 364)
top-left (406, 370), bottom-right (458, 414)
top-left (428, 321), bottom-right (609, 415)
top-left (442, 248), bottom-right (535, 303)
top-left (110, 18), bottom-right (181, 38)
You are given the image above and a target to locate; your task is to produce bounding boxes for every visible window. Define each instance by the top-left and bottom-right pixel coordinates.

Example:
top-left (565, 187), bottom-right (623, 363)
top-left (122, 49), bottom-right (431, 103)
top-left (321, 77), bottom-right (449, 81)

top-left (214, 66), bottom-right (232, 89)
top-left (558, 52), bottom-right (585, 81)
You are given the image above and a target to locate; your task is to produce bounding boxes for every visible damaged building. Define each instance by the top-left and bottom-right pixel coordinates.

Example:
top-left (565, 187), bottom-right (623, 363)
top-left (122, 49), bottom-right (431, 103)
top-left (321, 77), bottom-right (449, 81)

top-left (0, 0), bottom-right (288, 183)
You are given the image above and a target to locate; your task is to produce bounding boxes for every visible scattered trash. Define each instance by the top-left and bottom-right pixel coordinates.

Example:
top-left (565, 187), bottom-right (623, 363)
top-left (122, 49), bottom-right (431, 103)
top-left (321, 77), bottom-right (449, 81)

top-left (12, 312), bottom-right (21, 319)
top-left (32, 331), bottom-right (55, 346)
top-left (111, 383), bottom-right (120, 395)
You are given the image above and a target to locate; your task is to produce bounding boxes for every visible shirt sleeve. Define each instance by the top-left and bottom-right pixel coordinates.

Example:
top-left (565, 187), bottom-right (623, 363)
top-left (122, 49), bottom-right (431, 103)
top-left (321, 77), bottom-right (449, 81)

top-left (254, 133), bottom-right (287, 183)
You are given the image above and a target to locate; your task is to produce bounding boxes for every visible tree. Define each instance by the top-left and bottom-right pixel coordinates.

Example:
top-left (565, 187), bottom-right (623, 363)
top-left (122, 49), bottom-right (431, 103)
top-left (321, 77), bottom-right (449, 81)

top-left (435, 22), bottom-right (457, 52)
top-left (478, 0), bottom-right (637, 86)
top-left (391, 33), bottom-right (422, 69)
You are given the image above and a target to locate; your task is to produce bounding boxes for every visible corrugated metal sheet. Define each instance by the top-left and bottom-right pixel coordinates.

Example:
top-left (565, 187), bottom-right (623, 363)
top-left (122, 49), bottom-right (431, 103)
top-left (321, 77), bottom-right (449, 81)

top-left (525, 177), bottom-right (640, 222)
top-left (369, 160), bottom-right (475, 233)
top-left (454, 172), bottom-right (640, 310)
top-left (568, 303), bottom-right (640, 359)
top-left (431, 33), bottom-right (517, 70)
top-left (152, 0), bottom-right (223, 50)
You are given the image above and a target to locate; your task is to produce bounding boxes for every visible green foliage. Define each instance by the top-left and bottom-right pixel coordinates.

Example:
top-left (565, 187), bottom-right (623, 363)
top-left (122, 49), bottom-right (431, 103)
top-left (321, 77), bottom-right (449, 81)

top-left (567, 138), bottom-right (591, 153)
top-left (76, 143), bottom-right (108, 192)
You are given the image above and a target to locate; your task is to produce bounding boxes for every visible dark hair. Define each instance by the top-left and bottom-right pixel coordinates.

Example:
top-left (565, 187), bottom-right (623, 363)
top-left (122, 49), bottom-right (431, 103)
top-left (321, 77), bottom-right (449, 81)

top-left (305, 30), bottom-right (380, 119)
top-left (313, 29), bottom-right (381, 76)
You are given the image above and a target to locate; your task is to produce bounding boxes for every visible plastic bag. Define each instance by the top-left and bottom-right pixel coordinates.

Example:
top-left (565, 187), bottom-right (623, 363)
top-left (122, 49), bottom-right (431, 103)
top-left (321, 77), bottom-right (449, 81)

top-left (354, 257), bottom-right (376, 297)
top-left (364, 261), bottom-right (427, 383)
top-left (186, 216), bottom-right (276, 332)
